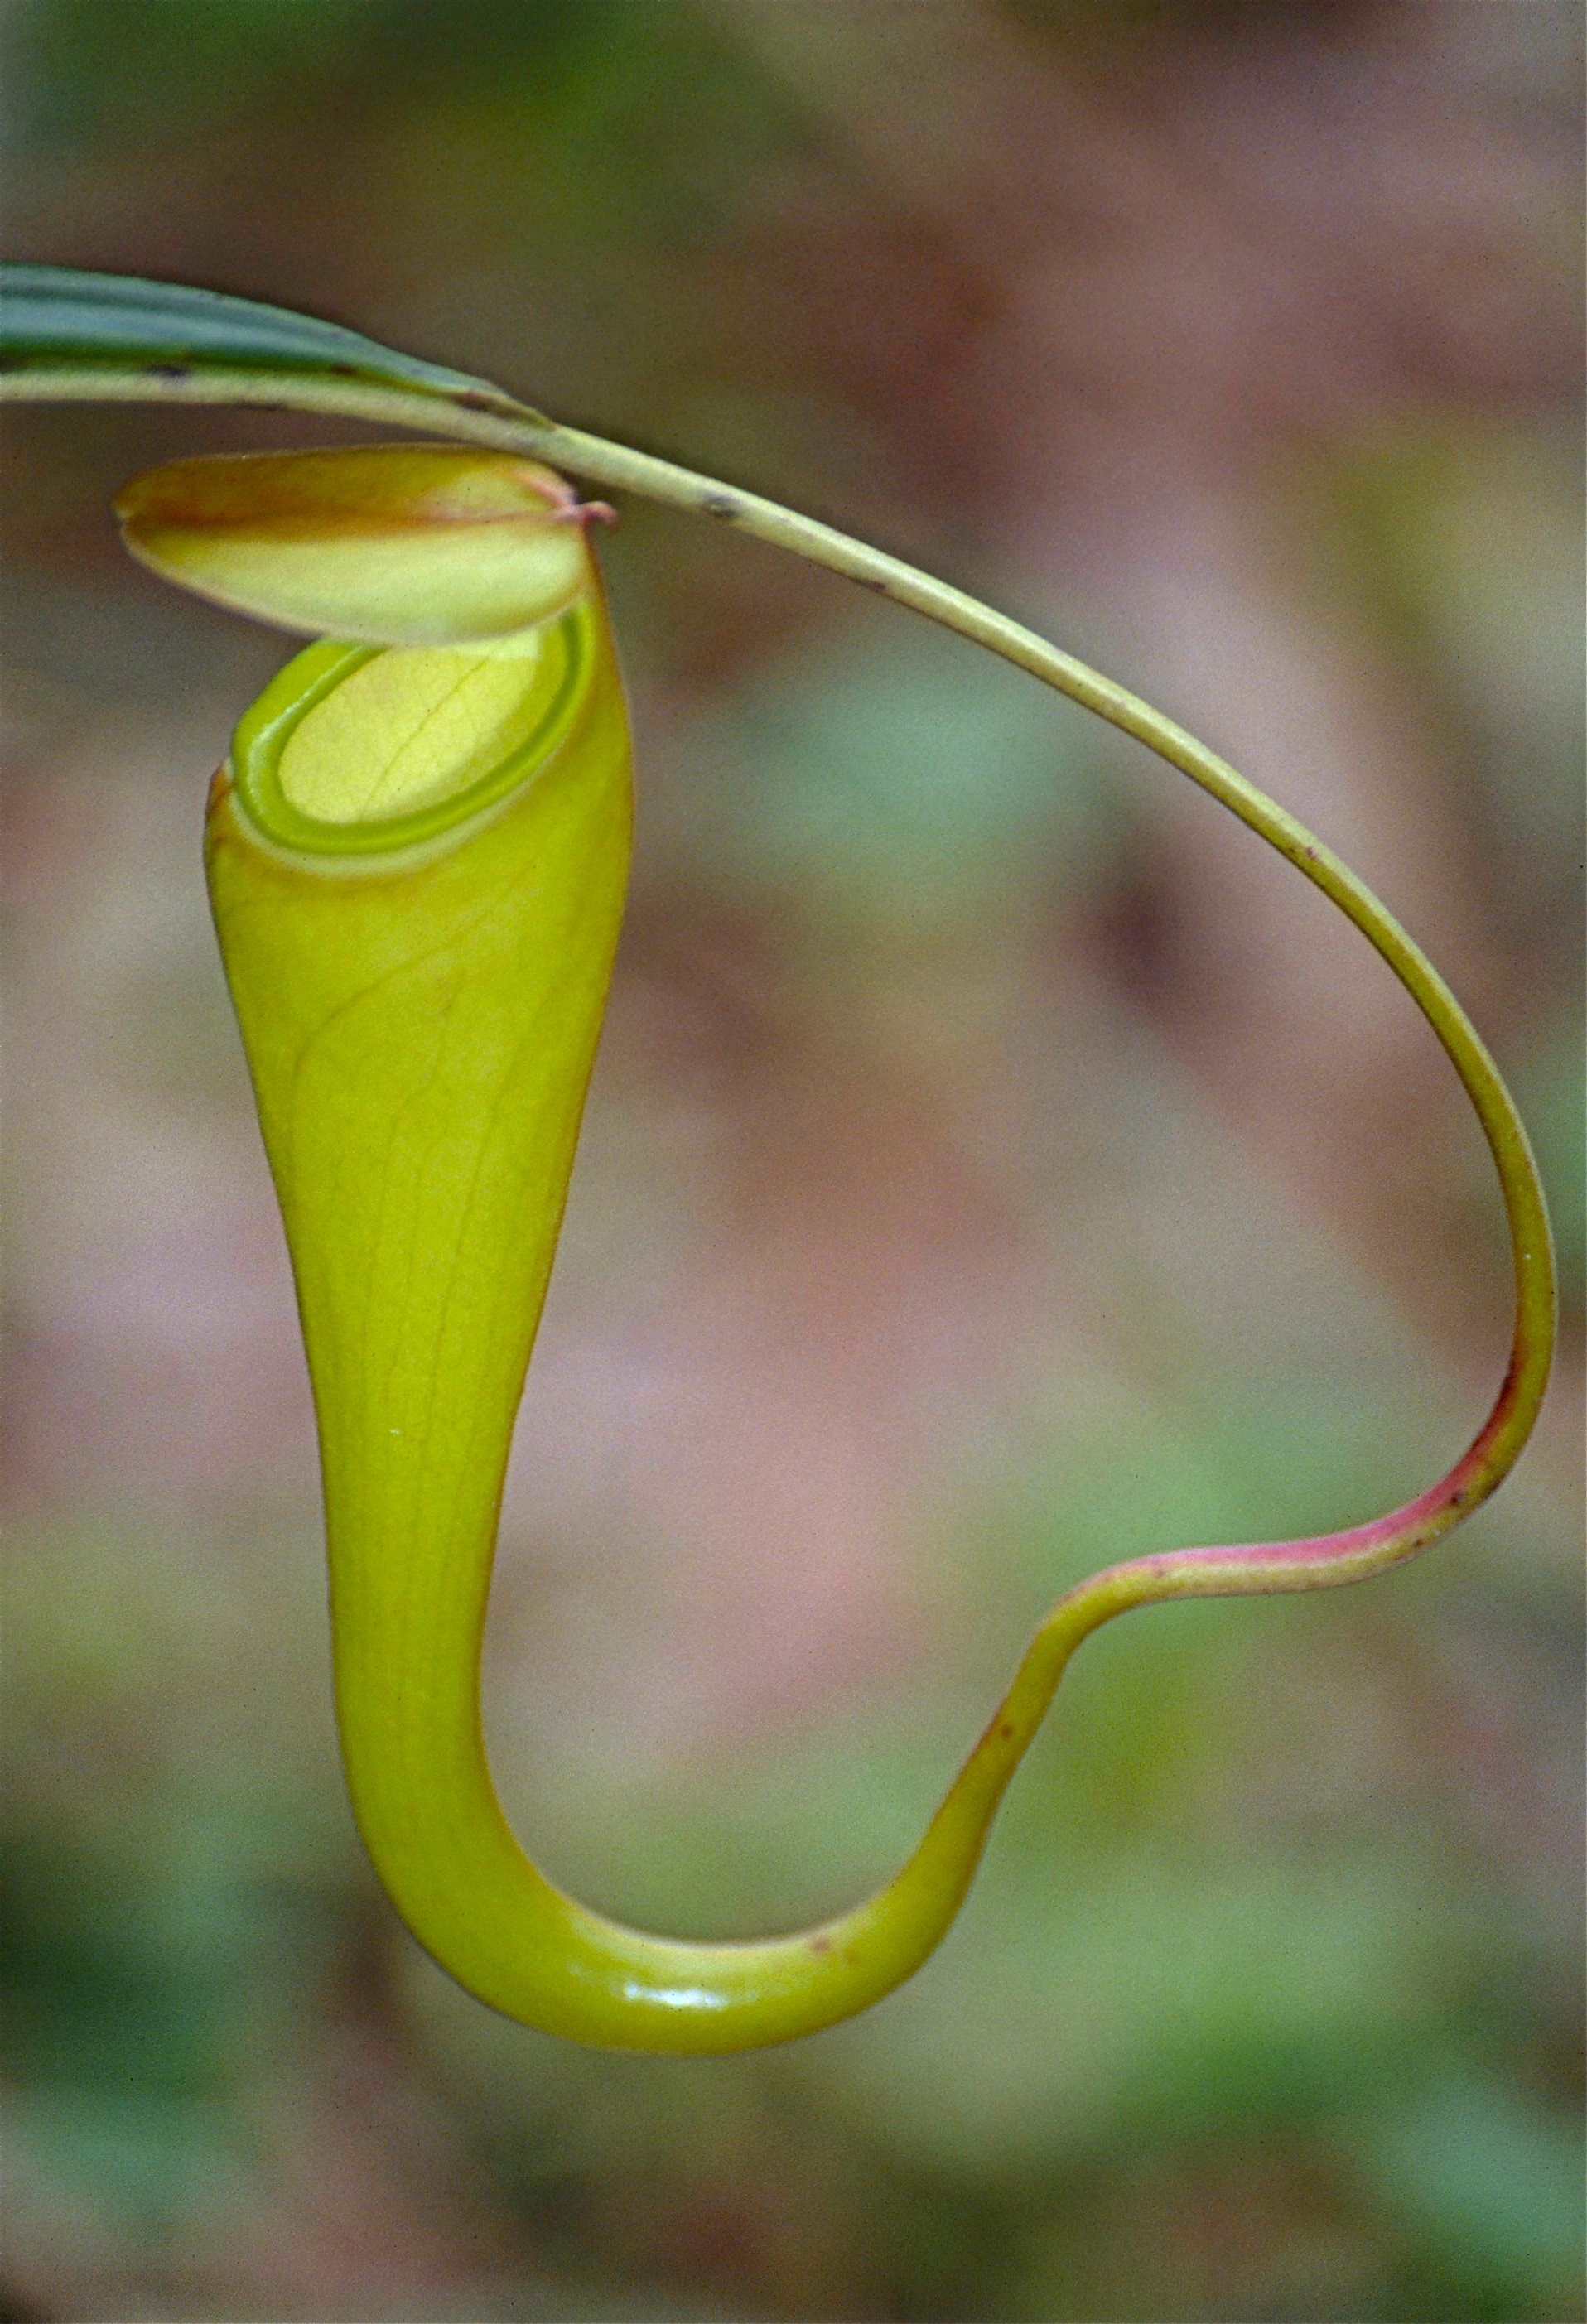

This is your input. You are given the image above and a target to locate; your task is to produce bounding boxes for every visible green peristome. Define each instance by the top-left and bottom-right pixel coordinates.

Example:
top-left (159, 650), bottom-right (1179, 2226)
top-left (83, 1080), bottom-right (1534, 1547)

top-left (230, 615), bottom-right (592, 856)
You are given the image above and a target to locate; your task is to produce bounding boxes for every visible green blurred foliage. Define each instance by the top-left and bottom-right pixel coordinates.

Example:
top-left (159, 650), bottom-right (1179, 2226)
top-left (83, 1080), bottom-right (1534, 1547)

top-left (677, 619), bottom-right (1122, 929)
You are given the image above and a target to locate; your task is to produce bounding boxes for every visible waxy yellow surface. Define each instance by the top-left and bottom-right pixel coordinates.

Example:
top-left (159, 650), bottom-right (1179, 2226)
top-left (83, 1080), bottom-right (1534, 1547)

top-left (205, 550), bottom-right (1049, 2049)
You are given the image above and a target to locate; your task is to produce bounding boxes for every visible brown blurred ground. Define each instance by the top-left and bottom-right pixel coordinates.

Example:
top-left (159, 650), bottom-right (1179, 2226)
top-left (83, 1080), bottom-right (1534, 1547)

top-left (2, 4), bottom-right (1583, 2321)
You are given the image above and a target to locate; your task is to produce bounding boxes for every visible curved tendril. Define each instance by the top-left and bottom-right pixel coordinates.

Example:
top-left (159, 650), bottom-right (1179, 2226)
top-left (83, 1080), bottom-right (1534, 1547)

top-left (466, 422), bottom-right (1558, 1593)
top-left (12, 362), bottom-right (1555, 2051)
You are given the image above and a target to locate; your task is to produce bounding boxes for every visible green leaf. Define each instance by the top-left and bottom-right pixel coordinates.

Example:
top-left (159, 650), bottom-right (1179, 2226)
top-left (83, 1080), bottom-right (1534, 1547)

top-left (0, 263), bottom-right (533, 417)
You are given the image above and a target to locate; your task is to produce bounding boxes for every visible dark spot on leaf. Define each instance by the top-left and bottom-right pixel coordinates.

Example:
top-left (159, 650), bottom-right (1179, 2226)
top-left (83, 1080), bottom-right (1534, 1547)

top-left (702, 494), bottom-right (740, 522)
top-left (144, 362), bottom-right (192, 383)
top-left (808, 1934), bottom-right (832, 1953)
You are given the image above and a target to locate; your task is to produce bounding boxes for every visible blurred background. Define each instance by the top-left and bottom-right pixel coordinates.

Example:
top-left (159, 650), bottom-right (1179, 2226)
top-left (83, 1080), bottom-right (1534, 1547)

top-left (2, 3), bottom-right (1582, 2319)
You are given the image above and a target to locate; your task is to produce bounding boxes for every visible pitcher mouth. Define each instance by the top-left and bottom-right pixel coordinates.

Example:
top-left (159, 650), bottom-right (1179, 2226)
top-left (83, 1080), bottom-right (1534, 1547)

top-left (226, 600), bottom-right (595, 861)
